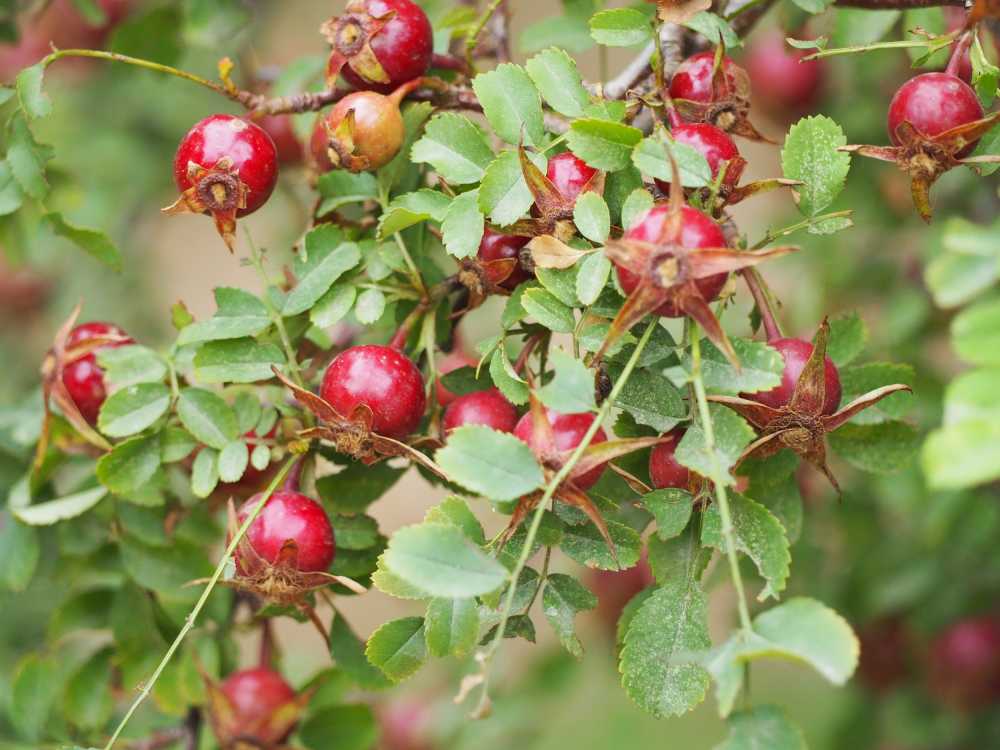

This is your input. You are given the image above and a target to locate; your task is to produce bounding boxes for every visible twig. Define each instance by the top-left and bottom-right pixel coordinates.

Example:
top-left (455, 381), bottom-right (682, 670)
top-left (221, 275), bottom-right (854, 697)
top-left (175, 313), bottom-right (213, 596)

top-left (465, 0), bottom-right (506, 67)
top-left (741, 269), bottom-right (782, 341)
top-left (603, 42), bottom-right (654, 99)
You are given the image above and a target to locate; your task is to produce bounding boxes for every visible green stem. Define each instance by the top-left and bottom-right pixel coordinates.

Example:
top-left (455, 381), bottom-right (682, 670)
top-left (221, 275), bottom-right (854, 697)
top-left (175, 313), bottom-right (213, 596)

top-left (103, 457), bottom-right (298, 750)
top-left (393, 233), bottom-right (428, 298)
top-left (751, 210), bottom-right (853, 249)
top-left (475, 320), bottom-right (658, 712)
top-left (465, 0), bottom-right (505, 67)
top-left (802, 37), bottom-right (952, 61)
top-left (689, 328), bottom-right (753, 633)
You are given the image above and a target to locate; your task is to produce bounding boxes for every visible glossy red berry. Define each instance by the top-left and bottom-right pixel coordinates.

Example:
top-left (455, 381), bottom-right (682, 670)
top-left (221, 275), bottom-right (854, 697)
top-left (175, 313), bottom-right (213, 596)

top-left (928, 616), bottom-right (1000, 711)
top-left (654, 123), bottom-right (741, 193)
top-left (320, 344), bottom-right (426, 439)
top-left (326, 0), bottom-right (433, 94)
top-left (62, 322), bottom-right (134, 424)
top-left (649, 429), bottom-right (691, 490)
top-left (744, 30), bottom-right (824, 112)
top-left (443, 389), bottom-right (518, 434)
top-left (236, 490), bottom-right (335, 573)
top-left (310, 90), bottom-right (405, 172)
top-left (615, 205), bottom-right (728, 317)
top-left (259, 114), bottom-right (304, 165)
top-left (218, 668), bottom-right (298, 745)
top-left (435, 349), bottom-right (477, 406)
top-left (747, 338), bottom-right (841, 416)
top-left (478, 229), bottom-right (532, 290)
top-left (546, 151), bottom-right (598, 204)
top-left (944, 9), bottom-right (974, 82)
top-left (887, 73), bottom-right (984, 158)
top-left (513, 410), bottom-right (609, 490)
top-left (669, 51), bottom-right (742, 103)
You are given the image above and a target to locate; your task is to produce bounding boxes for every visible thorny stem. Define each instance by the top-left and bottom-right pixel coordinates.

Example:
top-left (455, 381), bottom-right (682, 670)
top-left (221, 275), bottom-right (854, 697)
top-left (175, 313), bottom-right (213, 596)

top-left (689, 328), bottom-right (753, 633)
top-left (102, 458), bottom-right (298, 750)
top-left (741, 269), bottom-right (783, 341)
top-left (473, 321), bottom-right (658, 716)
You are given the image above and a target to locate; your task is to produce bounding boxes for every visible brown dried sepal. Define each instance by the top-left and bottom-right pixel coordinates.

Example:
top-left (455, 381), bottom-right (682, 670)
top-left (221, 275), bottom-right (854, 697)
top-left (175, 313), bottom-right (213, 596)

top-left (162, 157), bottom-right (249, 252)
top-left (452, 250), bottom-right (522, 316)
top-left (35, 303), bottom-right (117, 471)
top-left (321, 0), bottom-right (394, 86)
top-left (271, 367), bottom-right (447, 478)
top-left (652, 0), bottom-right (711, 24)
top-left (204, 668), bottom-right (313, 750)
top-left (317, 110), bottom-right (371, 174)
top-left (709, 319), bottom-right (913, 492)
top-left (842, 112), bottom-right (1000, 222)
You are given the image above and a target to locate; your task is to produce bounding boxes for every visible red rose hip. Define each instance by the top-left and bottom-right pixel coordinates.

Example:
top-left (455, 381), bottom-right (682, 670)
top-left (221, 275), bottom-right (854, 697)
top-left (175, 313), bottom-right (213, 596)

top-left (166, 114), bottom-right (278, 250)
top-left (649, 429), bottom-right (691, 490)
top-left (320, 344), bottom-right (426, 439)
top-left (744, 30), bottom-right (824, 113)
top-left (478, 229), bottom-right (532, 290)
top-left (669, 51), bottom-right (743, 104)
top-left (310, 90), bottom-right (405, 172)
top-left (443, 389), bottom-right (518, 434)
top-left (236, 490), bottom-right (335, 573)
top-left (62, 321), bottom-right (134, 424)
top-left (655, 123), bottom-right (741, 193)
top-left (887, 73), bottom-right (984, 157)
top-left (747, 338), bottom-right (841, 415)
top-left (514, 410), bottom-right (608, 490)
top-left (615, 205), bottom-right (728, 317)
top-left (546, 151), bottom-right (599, 204)
top-left (216, 667), bottom-right (299, 746)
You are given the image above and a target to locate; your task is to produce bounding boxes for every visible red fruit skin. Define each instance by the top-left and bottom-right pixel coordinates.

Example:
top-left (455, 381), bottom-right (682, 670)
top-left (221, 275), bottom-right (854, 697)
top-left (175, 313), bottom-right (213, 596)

top-left (649, 429), bottom-right (691, 490)
top-left (443, 389), bottom-right (518, 434)
top-left (513, 410), bottom-right (609, 490)
top-left (309, 91), bottom-right (404, 172)
top-left (887, 73), bottom-right (984, 158)
top-left (435, 350), bottom-right (477, 406)
top-left (478, 229), bottom-right (532, 290)
top-left (259, 114), bottom-right (304, 165)
top-left (928, 616), bottom-right (1000, 711)
top-left (62, 322), bottom-right (134, 424)
top-left (236, 490), bottom-right (335, 573)
top-left (320, 345), bottom-right (426, 439)
top-left (174, 115), bottom-right (278, 216)
top-left (669, 51), bottom-right (741, 103)
top-left (746, 338), bottom-right (841, 416)
top-left (339, 0), bottom-right (433, 93)
top-left (744, 30), bottom-right (824, 112)
top-left (654, 123), bottom-right (741, 193)
top-left (857, 617), bottom-right (910, 693)
top-left (944, 9), bottom-right (974, 82)
top-left (219, 668), bottom-right (298, 745)
top-left (615, 205), bottom-right (728, 317)
top-left (588, 554), bottom-right (654, 632)
top-left (546, 151), bottom-right (598, 204)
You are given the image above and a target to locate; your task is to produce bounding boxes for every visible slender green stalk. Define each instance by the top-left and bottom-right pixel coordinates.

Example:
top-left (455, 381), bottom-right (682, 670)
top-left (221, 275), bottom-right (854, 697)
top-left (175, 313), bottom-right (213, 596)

top-left (751, 210), bottom-right (853, 250)
top-left (103, 457), bottom-right (298, 750)
top-left (465, 0), bottom-right (506, 66)
top-left (802, 37), bottom-right (952, 61)
top-left (475, 320), bottom-right (658, 712)
top-left (689, 328), bottom-right (753, 633)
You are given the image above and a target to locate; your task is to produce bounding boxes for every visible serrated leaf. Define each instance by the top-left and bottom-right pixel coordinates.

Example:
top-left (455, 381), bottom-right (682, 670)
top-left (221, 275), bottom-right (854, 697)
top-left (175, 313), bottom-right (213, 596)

top-left (828, 421), bottom-right (918, 474)
top-left (643, 489), bottom-right (694, 540)
top-left (621, 187), bottom-right (654, 230)
top-left (781, 115), bottom-right (850, 216)
top-left (573, 191), bottom-right (611, 244)
top-left (316, 170), bottom-right (379, 213)
top-left (317, 460), bottom-right (405, 514)
top-left (952, 295), bottom-right (1000, 366)
top-left (176, 388), bottom-right (238, 449)
top-left (425, 598), bottom-right (480, 657)
top-left (63, 649), bottom-right (114, 732)
top-left (194, 338), bottom-right (284, 383)
top-left (377, 189), bottom-right (450, 238)
top-left (683, 12), bottom-right (742, 46)
top-left (542, 573), bottom-right (598, 658)
top-left (827, 312), bottom-right (868, 367)
top-left (536, 265), bottom-right (580, 307)
top-left (311, 283), bottom-right (356, 328)
top-left (13, 486), bottom-right (107, 526)
top-left (521, 287), bottom-right (576, 332)
top-left (714, 705), bottom-right (808, 750)
top-left (118, 534), bottom-right (211, 593)
top-left (328, 612), bottom-right (392, 690)
top-left (299, 704), bottom-right (377, 750)
top-left (0, 161), bottom-right (24, 215)
top-left (676, 405), bottom-right (754, 486)
top-left (354, 287), bottom-right (386, 325)
top-left (568, 118), bottom-right (644, 171)
top-left (284, 233), bottom-right (360, 316)
top-left (16, 63), bottom-right (51, 120)
top-left (178, 287), bottom-right (270, 345)
top-left (442, 189), bottom-right (485, 258)
top-left (436, 425), bottom-right (543, 501)
top-left (614, 367), bottom-right (685, 432)
top-left (0, 512), bottom-right (39, 591)
top-left (7, 115), bottom-right (51, 200)
top-left (97, 434), bottom-right (163, 495)
top-left (424, 496), bottom-right (486, 545)
top-left (561, 518), bottom-right (641, 570)
top-left (10, 655), bottom-right (59, 741)
top-left (479, 150), bottom-right (542, 226)
top-left (538, 348), bottom-right (596, 414)
top-left (218, 440), bottom-right (249, 483)
top-left (525, 47), bottom-right (590, 118)
top-left (472, 63), bottom-right (544, 147)
top-left (98, 383), bottom-right (170, 437)
top-left (838, 363), bottom-right (914, 423)
top-left (632, 136), bottom-right (712, 188)
top-left (44, 212), bottom-right (121, 271)
top-left (410, 113), bottom-right (494, 184)
top-left (576, 251), bottom-right (611, 305)
top-left (490, 346), bottom-right (530, 405)
top-left (589, 8), bottom-right (652, 47)
top-left (98, 345), bottom-right (168, 391)
top-left (365, 617), bottom-right (427, 681)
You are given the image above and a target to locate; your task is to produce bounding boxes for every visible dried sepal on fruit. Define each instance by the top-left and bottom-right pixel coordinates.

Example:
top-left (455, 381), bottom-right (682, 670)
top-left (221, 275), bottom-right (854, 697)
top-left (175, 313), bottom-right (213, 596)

top-left (205, 667), bottom-right (312, 750)
top-left (709, 319), bottom-right (912, 491)
top-left (653, 0), bottom-right (711, 25)
top-left (453, 229), bottom-right (532, 314)
top-left (842, 72), bottom-right (1000, 222)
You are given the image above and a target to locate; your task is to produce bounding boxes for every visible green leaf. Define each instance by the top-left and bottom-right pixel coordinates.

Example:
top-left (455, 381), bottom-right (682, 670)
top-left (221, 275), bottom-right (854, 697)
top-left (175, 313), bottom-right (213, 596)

top-left (424, 496), bottom-right (486, 545)
top-left (614, 367), bottom-right (685, 432)
top-left (924, 416), bottom-right (1000, 489)
top-left (10, 655), bottom-right (59, 741)
top-left (589, 8), bottom-right (652, 47)
top-left (97, 434), bottom-right (163, 495)
top-left (536, 266), bottom-right (580, 307)
top-left (97, 345), bottom-right (168, 390)
top-left (560, 518), bottom-right (641, 570)
top-left (317, 461), bottom-right (405, 514)
top-left (383, 522), bottom-right (508, 598)
top-left (683, 13), bottom-right (742, 47)
top-left (15, 63), bottom-right (51, 120)
top-left (7, 114), bottom-right (51, 200)
top-left (828, 421), bottom-right (918, 474)
top-left (329, 612), bottom-right (391, 690)
top-left (44, 212), bottom-right (121, 271)
top-left (619, 577), bottom-right (711, 717)
top-left (354, 287), bottom-right (386, 325)
top-left (621, 187), bottom-right (654, 230)
top-left (425, 597), bottom-right (480, 657)
top-left (952, 295), bottom-right (1000, 366)
top-left (538, 348), bottom-right (596, 414)
top-left (781, 115), bottom-right (850, 216)
top-left (525, 47), bottom-right (590, 118)
top-left (490, 346), bottom-right (530, 405)
top-left (479, 150), bottom-right (540, 226)
top-left (542, 573), bottom-right (598, 658)
top-left (436, 424), bottom-right (543, 500)
top-left (971, 34), bottom-right (998, 107)
top-left (284, 232), bottom-right (360, 316)
top-left (176, 388), bottom-right (238, 449)
top-left (13, 486), bottom-right (107, 526)
top-left (943, 367), bottom-right (1000, 426)
top-left (377, 189), bottom-right (451, 238)
top-left (632, 135), bottom-right (713, 188)
top-left (365, 616), bottom-right (427, 682)
top-left (472, 63), bottom-right (545, 148)
top-left (714, 706), bottom-right (808, 750)
top-left (0, 161), bottom-right (24, 215)
top-left (827, 312), bottom-right (868, 367)
top-left (702, 494), bottom-right (791, 600)
top-left (177, 287), bottom-right (270, 345)
top-left (98, 383), bottom-right (170, 437)
top-left (568, 118), bottom-right (644, 171)
top-left (64, 648), bottom-right (114, 732)
top-left (521, 287), bottom-right (576, 332)
top-left (194, 338), bottom-right (284, 384)
top-left (0, 512), bottom-right (39, 591)
top-left (119, 534), bottom-right (212, 593)
top-left (299, 704), bottom-right (378, 750)
top-left (218, 440), bottom-right (249, 483)
top-left (576, 251), bottom-right (611, 305)
top-left (442, 189), bottom-right (485, 258)
top-left (311, 283), bottom-right (356, 328)
top-left (573, 191), bottom-right (610, 244)
top-left (643, 489), bottom-right (693, 540)
top-left (190, 448), bottom-right (218, 499)
top-left (316, 170), bottom-right (379, 213)
top-left (378, 100), bottom-right (433, 193)
top-left (410, 113), bottom-right (494, 184)
top-left (838, 363), bottom-right (914, 423)
top-left (676, 405), bottom-right (755, 486)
